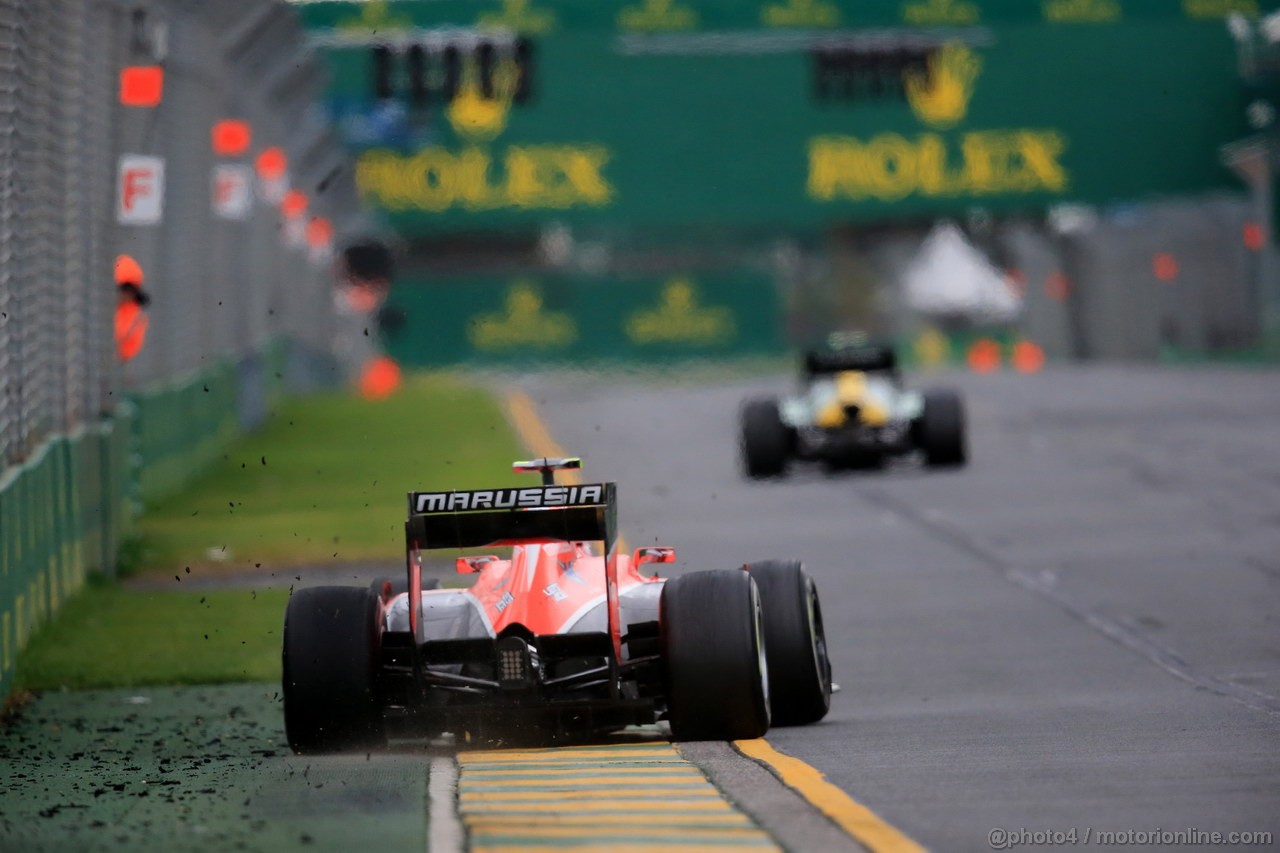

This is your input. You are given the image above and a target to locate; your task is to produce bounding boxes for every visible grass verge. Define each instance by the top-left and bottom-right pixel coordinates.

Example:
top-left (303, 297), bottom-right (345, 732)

top-left (131, 372), bottom-right (523, 574)
top-left (14, 372), bottom-right (524, 691)
top-left (14, 576), bottom-right (289, 691)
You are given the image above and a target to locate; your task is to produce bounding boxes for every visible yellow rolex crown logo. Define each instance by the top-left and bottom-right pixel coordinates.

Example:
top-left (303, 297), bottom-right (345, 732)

top-left (905, 42), bottom-right (981, 128)
top-left (447, 81), bottom-right (511, 141)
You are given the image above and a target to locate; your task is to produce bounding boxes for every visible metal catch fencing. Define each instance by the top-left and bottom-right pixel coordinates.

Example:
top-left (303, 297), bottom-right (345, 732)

top-left (0, 0), bottom-right (369, 696)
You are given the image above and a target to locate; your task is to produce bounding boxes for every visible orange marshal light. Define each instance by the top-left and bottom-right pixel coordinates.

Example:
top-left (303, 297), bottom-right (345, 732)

top-left (1044, 271), bottom-right (1070, 302)
top-left (967, 338), bottom-right (1002, 373)
top-left (281, 190), bottom-right (308, 219)
top-left (119, 66), bottom-right (164, 107)
top-left (1011, 340), bottom-right (1046, 374)
top-left (114, 254), bottom-right (144, 286)
top-left (211, 120), bottom-right (252, 157)
top-left (256, 147), bottom-right (288, 181)
top-left (1152, 252), bottom-right (1178, 282)
top-left (1005, 268), bottom-right (1028, 298)
top-left (359, 356), bottom-right (402, 399)
top-left (1243, 222), bottom-right (1265, 252)
top-left (306, 216), bottom-right (334, 248)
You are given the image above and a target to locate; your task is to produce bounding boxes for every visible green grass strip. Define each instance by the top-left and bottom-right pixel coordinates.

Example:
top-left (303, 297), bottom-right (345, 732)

top-left (14, 577), bottom-right (290, 691)
top-left (130, 372), bottom-right (524, 573)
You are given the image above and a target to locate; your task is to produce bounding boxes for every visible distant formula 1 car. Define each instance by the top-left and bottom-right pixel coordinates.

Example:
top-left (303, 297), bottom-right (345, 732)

top-left (740, 338), bottom-right (967, 477)
top-left (282, 457), bottom-right (832, 752)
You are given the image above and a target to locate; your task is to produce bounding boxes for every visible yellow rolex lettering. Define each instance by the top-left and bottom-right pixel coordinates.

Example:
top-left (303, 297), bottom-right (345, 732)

top-left (807, 137), bottom-right (851, 200)
top-left (762, 0), bottom-right (841, 28)
top-left (563, 147), bottom-right (614, 205)
top-left (915, 133), bottom-right (965, 196)
top-left (1016, 131), bottom-right (1069, 192)
top-left (960, 131), bottom-right (1003, 193)
top-left (807, 130), bottom-right (1069, 202)
top-left (1043, 0), bottom-right (1121, 22)
top-left (503, 146), bottom-right (549, 207)
top-left (864, 134), bottom-right (917, 201)
top-left (1183, 0), bottom-right (1257, 18)
top-left (618, 0), bottom-right (698, 31)
top-left (902, 0), bottom-right (979, 25)
top-left (356, 145), bottom-right (614, 213)
top-left (456, 147), bottom-right (502, 210)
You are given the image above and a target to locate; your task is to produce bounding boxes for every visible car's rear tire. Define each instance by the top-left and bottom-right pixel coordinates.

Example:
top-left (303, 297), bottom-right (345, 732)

top-left (283, 586), bottom-right (385, 754)
top-left (661, 571), bottom-right (770, 740)
top-left (746, 560), bottom-right (832, 726)
top-left (917, 388), bottom-right (967, 467)
top-left (741, 398), bottom-right (790, 478)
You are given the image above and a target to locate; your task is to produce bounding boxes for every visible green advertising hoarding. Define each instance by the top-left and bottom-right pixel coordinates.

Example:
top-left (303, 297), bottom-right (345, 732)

top-left (298, 0), bottom-right (1269, 234)
top-left (380, 271), bottom-right (782, 366)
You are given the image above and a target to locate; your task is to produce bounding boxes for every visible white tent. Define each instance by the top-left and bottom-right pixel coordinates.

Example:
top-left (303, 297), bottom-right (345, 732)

top-left (901, 222), bottom-right (1021, 324)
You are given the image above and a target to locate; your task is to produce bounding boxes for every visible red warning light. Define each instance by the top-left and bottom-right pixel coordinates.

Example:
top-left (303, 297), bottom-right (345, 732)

top-left (256, 147), bottom-right (288, 181)
top-left (1243, 222), bottom-right (1265, 252)
top-left (119, 66), bottom-right (164, 107)
top-left (281, 190), bottom-right (308, 219)
top-left (967, 338), bottom-right (1002, 374)
top-left (211, 120), bottom-right (252, 157)
top-left (1152, 253), bottom-right (1178, 282)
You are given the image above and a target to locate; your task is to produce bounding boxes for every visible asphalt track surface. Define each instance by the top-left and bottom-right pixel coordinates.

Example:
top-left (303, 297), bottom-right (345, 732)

top-left (4, 365), bottom-right (1279, 852)
top-left (523, 365), bottom-right (1280, 851)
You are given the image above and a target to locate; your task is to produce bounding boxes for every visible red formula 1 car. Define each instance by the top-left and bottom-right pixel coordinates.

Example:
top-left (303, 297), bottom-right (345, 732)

top-left (282, 457), bottom-right (832, 752)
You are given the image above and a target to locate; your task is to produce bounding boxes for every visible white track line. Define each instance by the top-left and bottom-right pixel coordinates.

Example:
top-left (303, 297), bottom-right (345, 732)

top-left (429, 755), bottom-right (465, 853)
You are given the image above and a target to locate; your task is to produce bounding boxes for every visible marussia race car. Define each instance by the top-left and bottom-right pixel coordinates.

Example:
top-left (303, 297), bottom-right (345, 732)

top-left (739, 338), bottom-right (967, 477)
top-left (282, 457), bottom-right (832, 752)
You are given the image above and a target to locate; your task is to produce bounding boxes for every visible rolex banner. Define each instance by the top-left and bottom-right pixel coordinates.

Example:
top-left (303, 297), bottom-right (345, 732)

top-left (299, 0), bottom-right (1269, 234)
top-left (379, 272), bottom-right (783, 366)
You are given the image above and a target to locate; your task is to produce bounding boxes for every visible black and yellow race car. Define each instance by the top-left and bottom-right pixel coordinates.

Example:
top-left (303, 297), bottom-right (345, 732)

top-left (739, 339), bottom-right (966, 477)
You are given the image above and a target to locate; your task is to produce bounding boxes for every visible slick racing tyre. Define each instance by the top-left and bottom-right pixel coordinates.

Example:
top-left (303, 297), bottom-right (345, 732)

top-left (283, 585), bottom-right (386, 753)
top-left (917, 388), bottom-right (967, 468)
top-left (661, 570), bottom-right (771, 740)
top-left (740, 398), bottom-right (791, 479)
top-left (746, 560), bottom-right (832, 726)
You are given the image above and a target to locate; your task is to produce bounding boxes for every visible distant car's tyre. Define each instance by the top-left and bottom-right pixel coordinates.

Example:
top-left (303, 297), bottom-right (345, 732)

top-left (746, 560), bottom-right (832, 726)
top-left (661, 570), bottom-right (771, 740)
top-left (917, 388), bottom-right (967, 467)
top-left (741, 398), bottom-right (791, 478)
top-left (283, 586), bottom-right (385, 754)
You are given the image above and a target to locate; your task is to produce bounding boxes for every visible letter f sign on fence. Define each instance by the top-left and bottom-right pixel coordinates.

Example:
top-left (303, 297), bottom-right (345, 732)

top-left (117, 155), bottom-right (165, 225)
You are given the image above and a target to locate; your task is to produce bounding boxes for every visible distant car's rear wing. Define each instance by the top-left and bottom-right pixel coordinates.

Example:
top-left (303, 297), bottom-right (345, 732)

top-left (804, 344), bottom-right (897, 376)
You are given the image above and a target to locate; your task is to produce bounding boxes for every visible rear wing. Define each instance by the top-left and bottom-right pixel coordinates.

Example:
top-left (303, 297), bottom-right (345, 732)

top-left (403, 482), bottom-right (622, 655)
top-left (405, 483), bottom-right (616, 550)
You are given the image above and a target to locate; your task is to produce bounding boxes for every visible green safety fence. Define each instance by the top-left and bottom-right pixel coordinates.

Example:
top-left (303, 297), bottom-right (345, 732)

top-left (0, 411), bottom-right (133, 698)
top-left (0, 349), bottom-right (291, 699)
top-left (128, 361), bottom-right (240, 509)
